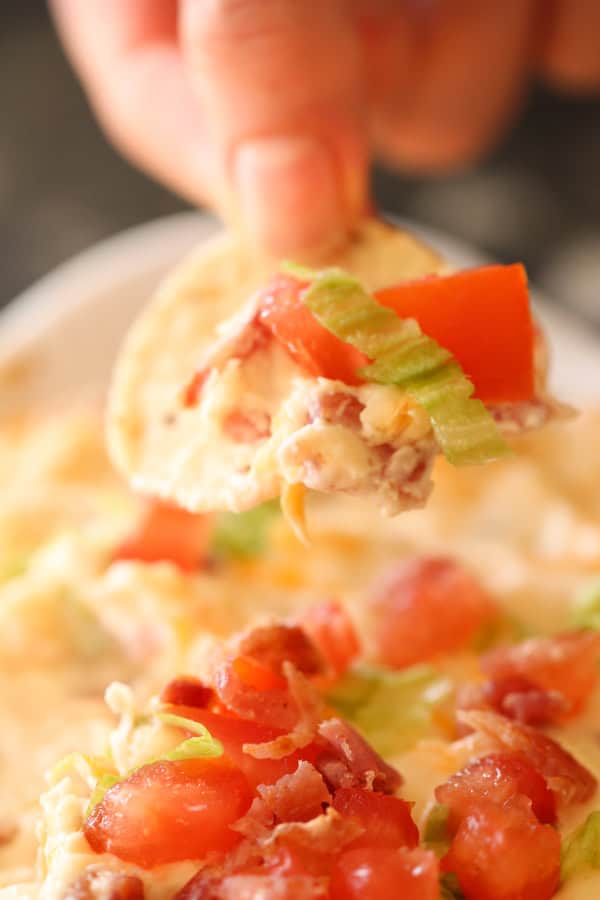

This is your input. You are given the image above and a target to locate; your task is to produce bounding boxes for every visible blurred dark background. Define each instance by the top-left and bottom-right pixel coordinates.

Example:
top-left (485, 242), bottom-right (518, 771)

top-left (2, 2), bottom-right (599, 325)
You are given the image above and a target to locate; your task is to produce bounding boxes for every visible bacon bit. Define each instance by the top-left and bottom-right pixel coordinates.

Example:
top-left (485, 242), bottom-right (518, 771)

top-left (243, 663), bottom-right (325, 760)
top-left (214, 660), bottom-right (297, 731)
top-left (64, 871), bottom-right (144, 900)
top-left (183, 320), bottom-right (272, 410)
top-left (298, 601), bottom-right (361, 676)
top-left (266, 808), bottom-right (362, 859)
top-left (257, 762), bottom-right (331, 824)
top-left (309, 393), bottom-right (364, 430)
top-left (456, 676), bottom-right (568, 729)
top-left (481, 631), bottom-right (600, 718)
top-left (217, 874), bottom-right (328, 899)
top-left (235, 624), bottom-right (325, 678)
top-left (458, 710), bottom-right (597, 806)
top-left (222, 410), bottom-right (271, 444)
top-left (160, 676), bottom-right (214, 709)
top-left (231, 797), bottom-right (275, 843)
top-left (233, 656), bottom-right (288, 693)
top-left (317, 719), bottom-right (403, 795)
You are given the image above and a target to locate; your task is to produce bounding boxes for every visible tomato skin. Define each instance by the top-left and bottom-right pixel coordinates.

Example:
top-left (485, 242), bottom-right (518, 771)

top-left (113, 501), bottom-right (211, 571)
top-left (330, 847), bottom-right (439, 900)
top-left (435, 753), bottom-right (556, 827)
top-left (375, 264), bottom-right (534, 403)
top-left (84, 758), bottom-right (252, 868)
top-left (159, 677), bottom-right (214, 709)
top-left (299, 601), bottom-right (361, 676)
top-left (163, 706), bottom-right (319, 789)
top-left (441, 798), bottom-right (561, 900)
top-left (369, 556), bottom-right (497, 668)
top-left (258, 275), bottom-right (367, 386)
top-left (332, 788), bottom-right (419, 850)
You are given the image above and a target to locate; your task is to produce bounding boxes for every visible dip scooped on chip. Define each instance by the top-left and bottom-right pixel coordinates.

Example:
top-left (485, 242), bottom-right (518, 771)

top-left (108, 221), bottom-right (565, 516)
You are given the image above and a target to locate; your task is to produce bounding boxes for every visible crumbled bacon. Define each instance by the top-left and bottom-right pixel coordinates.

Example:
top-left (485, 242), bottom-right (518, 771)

top-left (243, 663), bottom-right (325, 760)
top-left (316, 719), bottom-right (402, 794)
top-left (64, 871), bottom-right (144, 900)
top-left (308, 393), bottom-right (364, 431)
top-left (160, 676), bottom-right (214, 709)
top-left (235, 625), bottom-right (325, 678)
top-left (217, 874), bottom-right (327, 899)
top-left (456, 676), bottom-right (568, 729)
top-left (257, 762), bottom-right (331, 824)
top-left (481, 631), bottom-right (600, 718)
top-left (214, 660), bottom-right (298, 731)
top-left (459, 710), bottom-right (597, 806)
top-left (222, 410), bottom-right (271, 443)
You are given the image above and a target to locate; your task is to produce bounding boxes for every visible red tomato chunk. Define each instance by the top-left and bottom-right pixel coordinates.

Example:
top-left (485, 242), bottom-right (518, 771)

top-left (84, 758), bottom-right (252, 868)
top-left (442, 797), bottom-right (561, 900)
top-left (113, 501), bottom-right (210, 572)
top-left (435, 753), bottom-right (556, 827)
top-left (330, 847), bottom-right (440, 900)
top-left (369, 556), bottom-right (497, 668)
top-left (332, 787), bottom-right (418, 850)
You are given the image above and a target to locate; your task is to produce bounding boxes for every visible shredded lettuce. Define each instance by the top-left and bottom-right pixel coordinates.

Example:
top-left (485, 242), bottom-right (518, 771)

top-left (326, 663), bottom-right (452, 756)
top-left (424, 803), bottom-right (451, 857)
top-left (86, 714), bottom-right (223, 815)
top-left (301, 268), bottom-right (509, 466)
top-left (212, 499), bottom-right (280, 560)
top-left (561, 811), bottom-right (600, 882)
top-left (572, 580), bottom-right (600, 632)
top-left (157, 712), bottom-right (224, 760)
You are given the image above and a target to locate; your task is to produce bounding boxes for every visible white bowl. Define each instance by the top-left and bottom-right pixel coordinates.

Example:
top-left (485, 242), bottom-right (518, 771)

top-left (1, 212), bottom-right (598, 416)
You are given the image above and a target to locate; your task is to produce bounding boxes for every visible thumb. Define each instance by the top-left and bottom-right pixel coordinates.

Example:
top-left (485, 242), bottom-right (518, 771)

top-left (180, 0), bottom-right (367, 256)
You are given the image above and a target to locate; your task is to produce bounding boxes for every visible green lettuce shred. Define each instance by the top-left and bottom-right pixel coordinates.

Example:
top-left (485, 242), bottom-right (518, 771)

top-left (326, 663), bottom-right (451, 756)
top-left (572, 580), bottom-right (600, 632)
top-left (301, 268), bottom-right (509, 467)
top-left (212, 499), bottom-right (280, 560)
top-left (561, 811), bottom-right (600, 882)
top-left (86, 714), bottom-right (222, 815)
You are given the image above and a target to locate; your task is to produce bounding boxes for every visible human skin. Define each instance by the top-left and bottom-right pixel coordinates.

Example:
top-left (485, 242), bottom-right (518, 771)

top-left (51, 0), bottom-right (600, 256)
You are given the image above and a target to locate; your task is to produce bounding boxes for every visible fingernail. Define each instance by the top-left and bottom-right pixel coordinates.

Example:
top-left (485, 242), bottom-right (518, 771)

top-left (233, 135), bottom-right (345, 257)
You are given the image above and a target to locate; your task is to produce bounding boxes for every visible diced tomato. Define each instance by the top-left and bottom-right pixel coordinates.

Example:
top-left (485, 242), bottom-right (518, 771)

top-left (481, 631), bottom-right (600, 718)
top-left (441, 797), bottom-right (560, 900)
top-left (330, 847), bottom-right (439, 900)
top-left (159, 676), bottom-right (214, 709)
top-left (84, 758), bottom-right (252, 868)
top-left (374, 264), bottom-right (534, 403)
top-left (461, 710), bottom-right (597, 806)
top-left (332, 787), bottom-right (418, 849)
top-left (113, 501), bottom-right (211, 572)
top-left (299, 601), bottom-right (361, 676)
top-left (233, 656), bottom-right (288, 692)
top-left (259, 265), bottom-right (535, 404)
top-left (435, 753), bottom-right (556, 827)
top-left (164, 706), bottom-right (319, 789)
top-left (369, 556), bottom-right (498, 669)
top-left (258, 274), bottom-right (367, 386)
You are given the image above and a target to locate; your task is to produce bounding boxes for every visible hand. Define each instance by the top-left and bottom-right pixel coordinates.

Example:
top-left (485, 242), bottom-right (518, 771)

top-left (50, 1), bottom-right (600, 256)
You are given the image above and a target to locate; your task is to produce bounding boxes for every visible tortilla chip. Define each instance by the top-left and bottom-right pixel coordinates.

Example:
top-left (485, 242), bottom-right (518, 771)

top-left (107, 220), bottom-right (442, 512)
